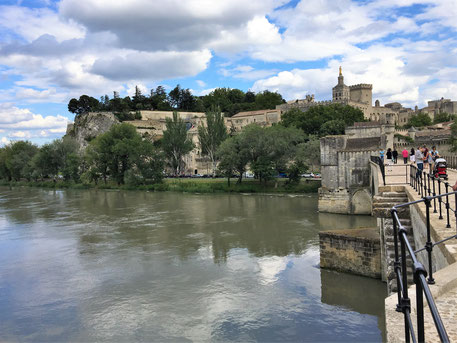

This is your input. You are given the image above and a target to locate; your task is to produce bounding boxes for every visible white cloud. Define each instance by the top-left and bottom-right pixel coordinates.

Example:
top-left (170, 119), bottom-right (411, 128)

top-left (0, 0), bottom-right (456, 127)
top-left (10, 131), bottom-right (31, 138)
top-left (0, 103), bottom-right (34, 123)
top-left (0, 5), bottom-right (86, 42)
top-left (0, 103), bottom-right (71, 141)
top-left (220, 65), bottom-right (278, 81)
top-left (196, 80), bottom-right (206, 87)
top-left (59, 0), bottom-right (286, 51)
top-left (0, 137), bottom-right (11, 146)
top-left (91, 49), bottom-right (212, 81)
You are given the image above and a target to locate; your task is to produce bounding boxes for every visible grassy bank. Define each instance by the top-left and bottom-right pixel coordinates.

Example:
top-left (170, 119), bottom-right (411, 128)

top-left (0, 178), bottom-right (321, 194)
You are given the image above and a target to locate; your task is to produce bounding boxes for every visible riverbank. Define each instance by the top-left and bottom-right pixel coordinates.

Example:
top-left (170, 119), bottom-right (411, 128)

top-left (0, 178), bottom-right (321, 194)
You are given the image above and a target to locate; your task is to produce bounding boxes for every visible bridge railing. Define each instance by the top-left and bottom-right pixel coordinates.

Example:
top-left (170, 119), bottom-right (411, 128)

top-left (441, 155), bottom-right (457, 170)
top-left (391, 166), bottom-right (457, 342)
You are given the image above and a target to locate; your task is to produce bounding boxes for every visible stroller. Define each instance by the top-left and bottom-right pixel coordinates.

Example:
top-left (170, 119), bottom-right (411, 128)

top-left (433, 158), bottom-right (448, 180)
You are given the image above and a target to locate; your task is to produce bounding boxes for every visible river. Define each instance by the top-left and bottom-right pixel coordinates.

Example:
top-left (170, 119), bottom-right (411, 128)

top-left (0, 187), bottom-right (386, 342)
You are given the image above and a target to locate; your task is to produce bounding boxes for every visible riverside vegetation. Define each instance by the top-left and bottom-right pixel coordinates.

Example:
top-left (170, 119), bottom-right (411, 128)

top-left (0, 94), bottom-right (365, 193)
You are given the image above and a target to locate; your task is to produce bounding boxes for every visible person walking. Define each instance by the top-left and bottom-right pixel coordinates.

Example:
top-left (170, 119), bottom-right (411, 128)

top-left (423, 145), bottom-right (429, 171)
top-left (415, 146), bottom-right (424, 178)
top-left (379, 149), bottom-right (385, 164)
top-left (410, 147), bottom-right (415, 163)
top-left (430, 146), bottom-right (439, 174)
top-left (386, 148), bottom-right (392, 164)
top-left (392, 148), bottom-right (398, 164)
top-left (402, 148), bottom-right (409, 164)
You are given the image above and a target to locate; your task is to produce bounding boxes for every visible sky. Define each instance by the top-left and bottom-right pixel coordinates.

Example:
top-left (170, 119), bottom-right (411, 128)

top-left (0, 0), bottom-right (456, 145)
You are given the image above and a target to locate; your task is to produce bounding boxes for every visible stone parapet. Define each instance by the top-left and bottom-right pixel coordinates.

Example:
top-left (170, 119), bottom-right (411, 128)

top-left (319, 227), bottom-right (381, 279)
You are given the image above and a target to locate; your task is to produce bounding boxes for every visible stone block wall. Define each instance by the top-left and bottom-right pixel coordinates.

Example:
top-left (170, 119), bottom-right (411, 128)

top-left (318, 188), bottom-right (351, 214)
top-left (319, 228), bottom-right (381, 279)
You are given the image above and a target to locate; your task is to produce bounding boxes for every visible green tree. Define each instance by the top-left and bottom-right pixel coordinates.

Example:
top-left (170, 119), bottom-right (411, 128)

top-left (406, 113), bottom-right (432, 128)
top-left (4, 141), bottom-right (38, 181)
top-left (319, 119), bottom-right (346, 136)
top-left (168, 85), bottom-right (183, 109)
top-left (135, 140), bottom-right (165, 184)
top-left (217, 135), bottom-right (250, 185)
top-left (280, 103), bottom-right (364, 136)
top-left (266, 125), bottom-right (305, 186)
top-left (433, 112), bottom-right (454, 124)
top-left (83, 139), bottom-right (110, 184)
top-left (68, 95), bottom-right (100, 115)
top-left (198, 107), bottom-right (228, 176)
top-left (151, 86), bottom-right (171, 110)
top-left (254, 90), bottom-right (285, 110)
top-left (162, 111), bottom-right (194, 175)
top-left (296, 136), bottom-right (321, 172)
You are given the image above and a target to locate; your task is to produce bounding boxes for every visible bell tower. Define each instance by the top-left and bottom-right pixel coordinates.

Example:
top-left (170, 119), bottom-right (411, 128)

top-left (333, 66), bottom-right (349, 102)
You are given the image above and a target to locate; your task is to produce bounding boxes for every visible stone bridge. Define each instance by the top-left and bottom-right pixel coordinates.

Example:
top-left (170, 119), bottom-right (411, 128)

top-left (371, 162), bottom-right (457, 342)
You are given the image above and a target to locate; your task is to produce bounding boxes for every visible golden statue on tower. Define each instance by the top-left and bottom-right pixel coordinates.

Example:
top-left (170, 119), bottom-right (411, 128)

top-left (339, 66), bottom-right (342, 76)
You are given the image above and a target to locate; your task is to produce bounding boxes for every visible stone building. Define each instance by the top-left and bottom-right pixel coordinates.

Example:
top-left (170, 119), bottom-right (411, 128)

top-left (277, 67), bottom-right (409, 125)
top-left (419, 97), bottom-right (457, 121)
top-left (225, 109), bottom-right (282, 132)
top-left (318, 122), bottom-right (395, 215)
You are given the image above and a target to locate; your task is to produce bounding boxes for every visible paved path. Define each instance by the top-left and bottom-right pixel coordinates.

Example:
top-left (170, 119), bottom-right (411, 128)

top-left (382, 163), bottom-right (457, 342)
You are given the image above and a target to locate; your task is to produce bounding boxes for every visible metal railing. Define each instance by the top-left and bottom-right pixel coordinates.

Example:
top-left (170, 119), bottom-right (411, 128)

top-left (441, 155), bottom-right (457, 170)
top-left (391, 166), bottom-right (457, 342)
top-left (370, 155), bottom-right (410, 186)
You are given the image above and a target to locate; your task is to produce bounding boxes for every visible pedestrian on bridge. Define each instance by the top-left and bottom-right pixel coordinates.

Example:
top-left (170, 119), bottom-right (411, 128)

top-left (430, 146), bottom-right (439, 174)
top-left (392, 148), bottom-right (398, 164)
top-left (386, 148), bottom-right (392, 164)
top-left (410, 147), bottom-right (415, 163)
top-left (415, 146), bottom-right (425, 178)
top-left (402, 148), bottom-right (409, 164)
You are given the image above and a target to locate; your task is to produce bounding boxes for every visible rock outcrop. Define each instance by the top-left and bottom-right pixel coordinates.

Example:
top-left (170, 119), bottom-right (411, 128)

top-left (65, 112), bottom-right (119, 149)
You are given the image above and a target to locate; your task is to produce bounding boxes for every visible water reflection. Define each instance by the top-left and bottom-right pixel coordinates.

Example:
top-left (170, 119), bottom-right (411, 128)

top-left (0, 187), bottom-right (384, 342)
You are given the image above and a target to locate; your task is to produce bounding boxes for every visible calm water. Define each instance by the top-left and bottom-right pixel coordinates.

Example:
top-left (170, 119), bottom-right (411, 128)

top-left (0, 187), bottom-right (386, 342)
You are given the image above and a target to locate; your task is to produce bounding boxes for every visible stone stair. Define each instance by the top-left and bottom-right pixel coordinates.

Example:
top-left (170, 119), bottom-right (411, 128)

top-left (372, 188), bottom-right (416, 293)
top-left (372, 191), bottom-right (410, 219)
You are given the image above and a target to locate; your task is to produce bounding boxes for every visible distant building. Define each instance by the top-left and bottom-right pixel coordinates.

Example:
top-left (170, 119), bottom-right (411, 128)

top-left (225, 109), bottom-right (281, 132)
top-left (277, 67), bottom-right (412, 125)
top-left (419, 98), bottom-right (457, 121)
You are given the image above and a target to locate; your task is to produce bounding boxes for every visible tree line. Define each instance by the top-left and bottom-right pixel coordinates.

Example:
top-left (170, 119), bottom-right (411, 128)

top-left (0, 104), bottom-right (364, 186)
top-left (68, 85), bottom-right (286, 120)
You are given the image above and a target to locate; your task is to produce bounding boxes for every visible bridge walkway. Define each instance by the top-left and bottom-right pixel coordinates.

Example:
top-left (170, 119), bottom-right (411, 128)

top-left (382, 164), bottom-right (457, 342)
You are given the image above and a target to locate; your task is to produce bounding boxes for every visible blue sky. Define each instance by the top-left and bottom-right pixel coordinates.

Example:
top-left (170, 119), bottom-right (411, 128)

top-left (0, 0), bottom-right (456, 145)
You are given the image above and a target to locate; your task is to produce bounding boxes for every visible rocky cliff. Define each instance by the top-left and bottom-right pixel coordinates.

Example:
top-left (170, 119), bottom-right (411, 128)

top-left (65, 112), bottom-right (119, 149)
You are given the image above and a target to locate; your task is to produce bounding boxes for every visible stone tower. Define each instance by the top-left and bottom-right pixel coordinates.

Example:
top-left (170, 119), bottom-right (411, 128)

top-left (349, 83), bottom-right (373, 105)
top-left (332, 66), bottom-right (350, 102)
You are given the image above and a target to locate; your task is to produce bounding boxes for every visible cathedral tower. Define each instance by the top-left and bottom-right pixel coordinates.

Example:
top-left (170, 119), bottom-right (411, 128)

top-left (332, 66), bottom-right (350, 102)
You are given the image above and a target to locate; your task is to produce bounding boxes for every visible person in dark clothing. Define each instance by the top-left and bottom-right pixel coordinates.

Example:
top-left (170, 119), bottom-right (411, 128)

top-left (386, 148), bottom-right (392, 163)
top-left (392, 148), bottom-right (398, 164)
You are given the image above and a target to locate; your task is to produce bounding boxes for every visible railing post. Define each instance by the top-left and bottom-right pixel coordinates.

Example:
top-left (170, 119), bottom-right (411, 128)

top-left (445, 182), bottom-right (451, 228)
top-left (406, 164), bottom-right (408, 185)
top-left (454, 192), bottom-right (457, 231)
top-left (427, 174), bottom-right (431, 197)
top-left (414, 262), bottom-right (428, 343)
top-left (438, 179), bottom-right (443, 220)
top-left (432, 176), bottom-right (437, 213)
top-left (423, 171), bottom-right (427, 197)
top-left (424, 197), bottom-right (435, 284)
top-left (410, 166), bottom-right (412, 187)
top-left (399, 227), bottom-right (411, 343)
top-left (391, 209), bottom-right (402, 312)
top-left (419, 171), bottom-right (423, 197)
